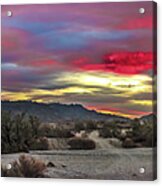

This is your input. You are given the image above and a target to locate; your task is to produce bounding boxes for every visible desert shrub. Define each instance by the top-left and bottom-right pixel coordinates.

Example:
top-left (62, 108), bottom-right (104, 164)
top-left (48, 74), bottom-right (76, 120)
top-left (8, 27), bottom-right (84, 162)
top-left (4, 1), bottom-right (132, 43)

top-left (29, 115), bottom-right (41, 137)
top-left (1, 155), bottom-right (46, 177)
top-left (52, 127), bottom-right (74, 138)
top-left (131, 117), bottom-right (156, 147)
top-left (38, 124), bottom-right (52, 136)
top-left (99, 127), bottom-right (113, 138)
top-left (132, 119), bottom-right (142, 137)
top-left (39, 125), bottom-right (74, 138)
top-left (125, 131), bottom-right (133, 138)
top-left (74, 122), bottom-right (85, 132)
top-left (140, 123), bottom-right (156, 147)
top-left (29, 137), bottom-right (49, 150)
top-left (68, 138), bottom-right (96, 150)
top-left (122, 138), bottom-right (136, 148)
top-left (1, 111), bottom-right (41, 154)
top-left (99, 122), bottom-right (119, 138)
top-left (84, 120), bottom-right (97, 130)
top-left (74, 121), bottom-right (98, 132)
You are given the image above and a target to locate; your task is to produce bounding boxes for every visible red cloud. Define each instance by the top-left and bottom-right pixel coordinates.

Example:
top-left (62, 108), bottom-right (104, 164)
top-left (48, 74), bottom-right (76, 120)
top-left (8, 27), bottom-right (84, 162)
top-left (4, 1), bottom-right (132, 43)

top-left (103, 52), bottom-right (153, 75)
top-left (71, 52), bottom-right (154, 75)
top-left (119, 16), bottom-right (153, 30)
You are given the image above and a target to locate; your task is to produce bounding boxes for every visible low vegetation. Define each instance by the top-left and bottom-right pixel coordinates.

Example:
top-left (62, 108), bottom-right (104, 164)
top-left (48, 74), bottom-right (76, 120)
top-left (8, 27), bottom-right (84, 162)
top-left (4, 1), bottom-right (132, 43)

top-left (122, 138), bottom-right (136, 148)
top-left (1, 155), bottom-right (46, 177)
top-left (98, 122), bottom-right (120, 138)
top-left (74, 120), bottom-right (98, 132)
top-left (2, 110), bottom-right (156, 153)
top-left (39, 125), bottom-right (74, 138)
top-left (1, 111), bottom-right (47, 153)
top-left (29, 137), bottom-right (49, 150)
top-left (68, 138), bottom-right (96, 150)
top-left (131, 117), bottom-right (156, 147)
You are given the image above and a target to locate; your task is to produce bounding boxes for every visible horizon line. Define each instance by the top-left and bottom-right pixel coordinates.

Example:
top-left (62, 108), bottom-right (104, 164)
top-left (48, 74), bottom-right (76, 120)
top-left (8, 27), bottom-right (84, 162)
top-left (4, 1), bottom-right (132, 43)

top-left (1, 99), bottom-right (153, 119)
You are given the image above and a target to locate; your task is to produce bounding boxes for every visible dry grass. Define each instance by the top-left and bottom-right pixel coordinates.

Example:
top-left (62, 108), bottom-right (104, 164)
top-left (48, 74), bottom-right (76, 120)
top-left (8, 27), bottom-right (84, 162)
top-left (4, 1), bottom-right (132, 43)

top-left (1, 155), bottom-right (47, 177)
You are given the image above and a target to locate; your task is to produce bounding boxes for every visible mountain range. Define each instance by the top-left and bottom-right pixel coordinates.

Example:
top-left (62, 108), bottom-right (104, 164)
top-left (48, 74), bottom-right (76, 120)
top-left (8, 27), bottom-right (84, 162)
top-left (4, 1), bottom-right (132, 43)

top-left (1, 101), bottom-right (131, 123)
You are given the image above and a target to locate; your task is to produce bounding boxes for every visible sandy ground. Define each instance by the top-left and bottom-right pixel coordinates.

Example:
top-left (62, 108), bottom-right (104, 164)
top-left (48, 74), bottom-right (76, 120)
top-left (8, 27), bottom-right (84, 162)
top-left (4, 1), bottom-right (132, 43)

top-left (1, 147), bottom-right (156, 180)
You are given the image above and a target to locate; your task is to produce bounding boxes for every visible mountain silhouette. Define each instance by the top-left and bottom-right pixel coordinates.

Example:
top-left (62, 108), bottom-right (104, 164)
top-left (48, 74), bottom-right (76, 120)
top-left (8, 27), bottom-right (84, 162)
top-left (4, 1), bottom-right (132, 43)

top-left (1, 100), bottom-right (130, 123)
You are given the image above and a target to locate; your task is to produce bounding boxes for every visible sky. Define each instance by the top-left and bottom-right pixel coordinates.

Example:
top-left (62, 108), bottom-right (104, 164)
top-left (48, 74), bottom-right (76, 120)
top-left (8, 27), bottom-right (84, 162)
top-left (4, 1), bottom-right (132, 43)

top-left (1, 2), bottom-right (156, 118)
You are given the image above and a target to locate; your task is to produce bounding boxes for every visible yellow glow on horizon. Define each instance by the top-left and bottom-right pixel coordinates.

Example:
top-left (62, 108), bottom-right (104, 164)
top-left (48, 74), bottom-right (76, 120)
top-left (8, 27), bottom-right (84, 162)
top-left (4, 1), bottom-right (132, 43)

top-left (56, 71), bottom-right (152, 95)
top-left (2, 71), bottom-right (153, 118)
top-left (130, 100), bottom-right (153, 106)
top-left (1, 86), bottom-right (98, 102)
top-left (87, 106), bottom-right (135, 118)
top-left (1, 91), bottom-right (30, 101)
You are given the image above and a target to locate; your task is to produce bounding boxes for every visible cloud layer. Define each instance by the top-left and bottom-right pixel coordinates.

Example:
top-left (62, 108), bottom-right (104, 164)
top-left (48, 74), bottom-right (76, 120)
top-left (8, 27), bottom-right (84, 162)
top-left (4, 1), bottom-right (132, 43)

top-left (1, 2), bottom-right (156, 118)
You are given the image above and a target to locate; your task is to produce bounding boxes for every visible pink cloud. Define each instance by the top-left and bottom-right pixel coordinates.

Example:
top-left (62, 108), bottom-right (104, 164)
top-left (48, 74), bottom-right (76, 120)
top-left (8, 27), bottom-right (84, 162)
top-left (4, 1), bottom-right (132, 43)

top-left (119, 16), bottom-right (153, 30)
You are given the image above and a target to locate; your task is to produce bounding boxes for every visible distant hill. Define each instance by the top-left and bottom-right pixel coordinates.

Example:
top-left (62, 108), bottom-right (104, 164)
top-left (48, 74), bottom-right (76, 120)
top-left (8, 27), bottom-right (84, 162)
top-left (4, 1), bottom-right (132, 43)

top-left (1, 101), bottom-right (130, 123)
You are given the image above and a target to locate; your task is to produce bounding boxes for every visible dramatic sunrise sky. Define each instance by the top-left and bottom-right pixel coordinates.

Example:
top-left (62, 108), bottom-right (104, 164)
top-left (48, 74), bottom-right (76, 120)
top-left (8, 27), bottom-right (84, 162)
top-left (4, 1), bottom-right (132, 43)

top-left (1, 2), bottom-right (156, 118)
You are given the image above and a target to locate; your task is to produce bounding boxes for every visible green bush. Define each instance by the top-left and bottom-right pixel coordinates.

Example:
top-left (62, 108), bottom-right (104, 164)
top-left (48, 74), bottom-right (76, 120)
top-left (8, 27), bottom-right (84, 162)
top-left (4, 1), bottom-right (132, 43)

top-left (1, 111), bottom-right (41, 154)
top-left (68, 137), bottom-right (96, 150)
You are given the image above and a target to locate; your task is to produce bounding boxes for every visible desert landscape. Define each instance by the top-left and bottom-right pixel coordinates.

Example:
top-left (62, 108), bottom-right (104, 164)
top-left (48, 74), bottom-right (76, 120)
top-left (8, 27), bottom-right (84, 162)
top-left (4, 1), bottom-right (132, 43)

top-left (1, 148), bottom-right (155, 180)
top-left (1, 2), bottom-right (157, 181)
top-left (1, 101), bottom-right (157, 180)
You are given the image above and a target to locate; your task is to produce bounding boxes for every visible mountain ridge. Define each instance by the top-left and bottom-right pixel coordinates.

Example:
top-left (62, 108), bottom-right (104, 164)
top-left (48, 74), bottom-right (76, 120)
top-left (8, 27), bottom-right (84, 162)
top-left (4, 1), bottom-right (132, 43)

top-left (1, 100), bottom-right (130, 123)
